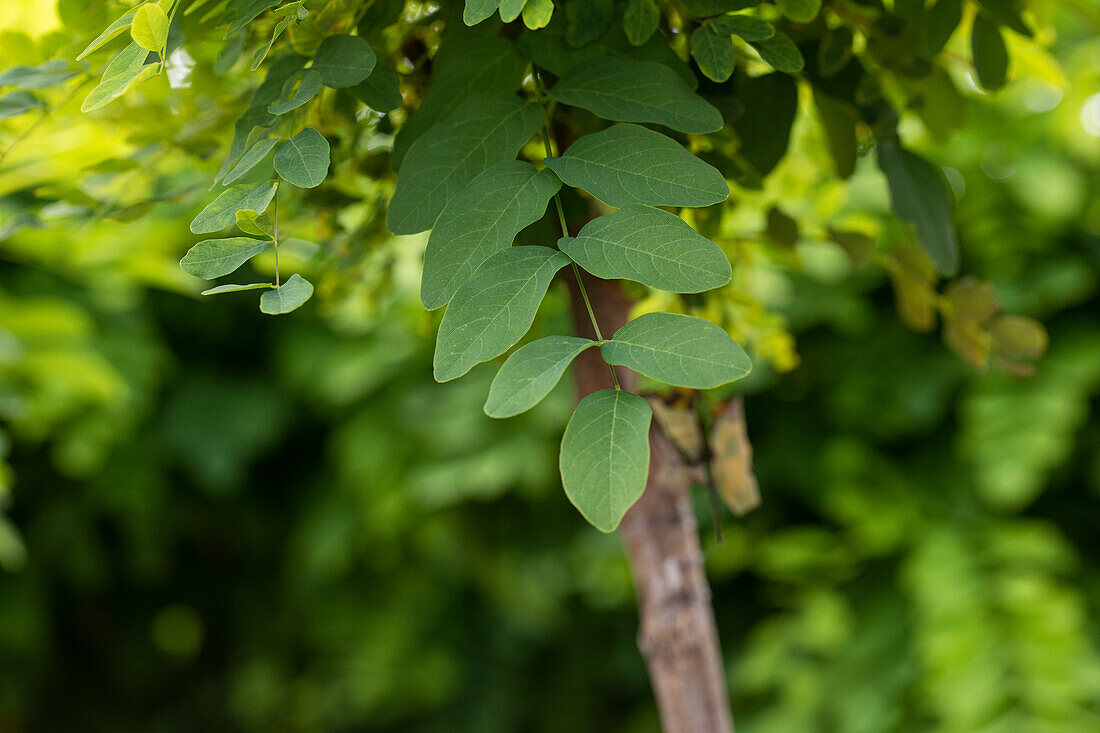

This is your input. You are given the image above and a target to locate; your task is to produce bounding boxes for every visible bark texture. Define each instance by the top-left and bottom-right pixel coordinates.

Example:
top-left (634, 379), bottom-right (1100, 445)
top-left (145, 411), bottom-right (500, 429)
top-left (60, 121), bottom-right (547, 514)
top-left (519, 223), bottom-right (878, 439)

top-left (567, 272), bottom-right (734, 733)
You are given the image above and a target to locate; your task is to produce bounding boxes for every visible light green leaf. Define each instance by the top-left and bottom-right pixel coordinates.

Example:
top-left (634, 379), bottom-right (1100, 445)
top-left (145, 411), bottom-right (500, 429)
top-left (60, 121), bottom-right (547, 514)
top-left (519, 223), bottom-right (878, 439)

top-left (310, 34), bottom-right (376, 88)
top-left (190, 181), bottom-right (278, 234)
top-left (260, 273), bottom-right (314, 314)
top-left (499, 0), bottom-right (527, 22)
top-left (971, 13), bottom-right (1008, 91)
top-left (549, 58), bottom-right (722, 133)
top-left (560, 206), bottom-right (731, 293)
top-left (878, 140), bottom-right (959, 275)
top-left (274, 128), bottom-right (330, 188)
top-left (422, 162), bottom-right (561, 310)
top-left (81, 42), bottom-right (153, 112)
top-left (691, 25), bottom-right (736, 83)
top-left (77, 11), bottom-right (137, 61)
top-left (485, 336), bottom-right (596, 418)
top-left (268, 70), bottom-right (323, 115)
top-left (181, 237), bottom-right (268, 279)
top-left (131, 4), bottom-right (170, 52)
top-left (223, 138), bottom-right (280, 185)
top-left (560, 389), bottom-right (652, 533)
top-left (544, 124), bottom-right (728, 208)
top-left (464, 0), bottom-right (501, 25)
top-left (251, 15), bottom-right (292, 70)
top-left (776, 0), bottom-right (821, 23)
top-left (522, 0), bottom-right (555, 28)
top-left (202, 282), bottom-right (276, 295)
top-left (388, 94), bottom-right (544, 235)
top-left (753, 32), bottom-right (805, 73)
top-left (235, 209), bottom-right (274, 238)
top-left (434, 246), bottom-right (570, 382)
top-left (623, 0), bottom-right (660, 46)
top-left (352, 58), bottom-right (401, 112)
top-left (602, 312), bottom-right (752, 388)
top-left (710, 14), bottom-right (775, 42)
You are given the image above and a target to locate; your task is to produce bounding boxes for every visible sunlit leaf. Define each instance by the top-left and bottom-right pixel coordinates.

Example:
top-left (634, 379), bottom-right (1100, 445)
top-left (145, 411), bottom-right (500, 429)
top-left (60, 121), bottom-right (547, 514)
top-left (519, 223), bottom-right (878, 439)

top-left (131, 4), bottom-right (170, 53)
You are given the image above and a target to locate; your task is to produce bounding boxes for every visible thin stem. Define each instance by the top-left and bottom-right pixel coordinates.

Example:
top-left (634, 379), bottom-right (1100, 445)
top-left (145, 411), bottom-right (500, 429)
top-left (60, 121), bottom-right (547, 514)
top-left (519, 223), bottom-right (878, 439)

top-left (534, 67), bottom-right (620, 389)
top-left (273, 185), bottom-right (281, 287)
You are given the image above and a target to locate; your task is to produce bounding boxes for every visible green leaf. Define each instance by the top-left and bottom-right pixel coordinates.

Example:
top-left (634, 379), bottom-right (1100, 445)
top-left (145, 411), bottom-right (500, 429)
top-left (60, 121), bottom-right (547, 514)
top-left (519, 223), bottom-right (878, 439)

top-left (464, 0), bottom-right (502, 25)
top-left (251, 15), bottom-right (292, 70)
top-left (971, 13), bottom-right (1009, 91)
top-left (544, 124), bottom-right (728, 208)
top-left (623, 0), bottom-right (660, 46)
top-left (434, 246), bottom-right (570, 382)
top-left (813, 91), bottom-right (857, 179)
top-left (730, 73), bottom-right (798, 186)
top-left (522, 0), bottom-right (554, 28)
top-left (484, 336), bottom-right (597, 418)
top-left (81, 42), bottom-right (153, 112)
top-left (0, 91), bottom-right (43, 120)
top-left (391, 28), bottom-right (526, 169)
top-left (776, 0), bottom-right (821, 23)
top-left (131, 4), bottom-right (170, 53)
top-left (388, 94), bottom-right (544, 235)
top-left (560, 389), bottom-right (652, 533)
top-left (422, 162), bottom-right (561, 310)
top-left (602, 312), bottom-right (752, 388)
top-left (753, 32), bottom-right (805, 73)
top-left (352, 58), bottom-right (402, 112)
top-left (180, 237), bottom-right (268, 279)
top-left (691, 25), bottom-right (736, 83)
top-left (274, 128), bottom-right (330, 188)
top-left (77, 11), bottom-right (136, 61)
top-left (310, 34), bottom-right (376, 88)
top-left (190, 181), bottom-right (278, 234)
top-left (923, 0), bottom-right (961, 56)
top-left (709, 14), bottom-right (774, 42)
top-left (268, 70), bottom-right (323, 115)
top-left (202, 282), bottom-right (275, 295)
top-left (560, 206), bottom-right (731, 292)
top-left (566, 0), bottom-right (614, 47)
top-left (877, 140), bottom-right (959, 276)
top-left (259, 273), bottom-right (314, 314)
top-left (0, 61), bottom-right (79, 91)
top-left (235, 210), bottom-right (274, 238)
top-left (499, 0), bottom-right (527, 22)
top-left (223, 138), bottom-right (280, 185)
top-left (549, 58), bottom-right (722, 133)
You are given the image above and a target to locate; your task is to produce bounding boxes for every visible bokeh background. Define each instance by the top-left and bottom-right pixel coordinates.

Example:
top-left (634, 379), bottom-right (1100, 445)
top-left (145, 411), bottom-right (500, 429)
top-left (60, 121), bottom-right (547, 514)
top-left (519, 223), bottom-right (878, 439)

top-left (2, 1), bottom-right (1100, 731)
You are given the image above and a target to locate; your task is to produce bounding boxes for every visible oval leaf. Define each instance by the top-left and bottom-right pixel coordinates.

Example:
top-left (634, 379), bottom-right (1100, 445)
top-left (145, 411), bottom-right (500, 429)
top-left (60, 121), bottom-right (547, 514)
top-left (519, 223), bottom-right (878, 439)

top-left (776, 0), bottom-right (821, 23)
top-left (544, 124), bottom-right (728, 208)
top-left (181, 237), bottom-right (268, 279)
top-left (310, 34), bottom-right (376, 88)
top-left (131, 4), bottom-right (170, 52)
top-left (561, 206), bottom-right (731, 293)
top-left (971, 13), bottom-right (1008, 91)
top-left (691, 26), bottom-right (736, 83)
top-left (602, 312), bottom-right (752, 389)
top-left (202, 282), bottom-right (275, 295)
top-left (877, 140), bottom-right (959, 275)
top-left (223, 138), bottom-right (280, 185)
top-left (388, 94), bottom-right (544, 235)
top-left (78, 11), bottom-right (137, 61)
top-left (464, 0), bottom-right (502, 25)
top-left (269, 70), bottom-right (323, 115)
top-left (422, 162), bottom-right (561, 310)
top-left (260, 273), bottom-right (314, 314)
top-left (81, 43), bottom-right (152, 112)
top-left (434, 246), bottom-right (570, 382)
top-left (190, 181), bottom-right (278, 234)
top-left (560, 389), bottom-right (652, 533)
top-left (549, 58), bottom-right (722, 133)
top-left (752, 32), bottom-right (805, 73)
top-left (485, 336), bottom-right (597, 418)
top-left (274, 128), bottom-right (330, 188)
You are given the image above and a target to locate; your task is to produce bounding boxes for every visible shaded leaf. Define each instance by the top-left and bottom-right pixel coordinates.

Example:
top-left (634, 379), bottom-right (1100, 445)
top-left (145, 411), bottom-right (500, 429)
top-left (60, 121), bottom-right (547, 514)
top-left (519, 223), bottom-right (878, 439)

top-left (623, 0), bottom-right (660, 46)
top-left (223, 138), bottom-right (280, 185)
top-left (181, 237), bottom-right (268, 279)
top-left (753, 32), bottom-right (805, 73)
top-left (310, 34), bottom-right (376, 88)
top-left (709, 14), bottom-right (774, 42)
top-left (566, 0), bottom-right (614, 47)
top-left (691, 25), bottom-right (736, 83)
top-left (352, 58), bottom-right (401, 112)
top-left (971, 13), bottom-right (1008, 91)
top-left (268, 70), bottom-right (323, 115)
top-left (776, 0), bottom-right (821, 23)
top-left (878, 140), bottom-right (959, 275)
top-left (235, 210), bottom-right (274, 238)
top-left (190, 181), bottom-right (278, 234)
top-left (484, 336), bottom-right (597, 417)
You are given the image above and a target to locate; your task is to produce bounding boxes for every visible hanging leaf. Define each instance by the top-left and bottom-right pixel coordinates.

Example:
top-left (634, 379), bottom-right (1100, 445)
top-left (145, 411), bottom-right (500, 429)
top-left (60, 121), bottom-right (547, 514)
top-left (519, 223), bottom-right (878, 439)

top-left (499, 0), bottom-right (528, 23)
top-left (251, 16), bottom-right (293, 70)
top-left (623, 0), bottom-right (660, 46)
top-left (421, 162), bottom-right (561, 310)
top-left (352, 58), bottom-right (402, 112)
top-left (190, 181), bottom-right (278, 234)
top-left (752, 32), bottom-right (805, 73)
top-left (522, 0), bottom-right (555, 29)
top-left (259, 273), bottom-right (314, 314)
top-left (560, 206), bottom-right (731, 293)
top-left (544, 124), bottom-right (728, 208)
top-left (202, 282), bottom-right (275, 295)
top-left (77, 11), bottom-right (137, 61)
top-left (691, 25), bottom-right (736, 83)
top-left (81, 43), bottom-right (154, 112)
top-left (388, 94), bottom-right (544, 235)
top-left (602, 312), bottom-right (752, 389)
top-left (180, 237), bottom-right (268, 279)
top-left (923, 0), bottom-right (962, 56)
top-left (464, 0), bottom-right (502, 25)
top-left (274, 128), bottom-right (330, 188)
top-left (709, 15), bottom-right (774, 42)
top-left (484, 336), bottom-right (597, 418)
top-left (878, 140), bottom-right (959, 275)
top-left (434, 247), bottom-right (570, 382)
top-left (268, 70), bottom-right (323, 115)
top-left (565, 0), bottom-right (614, 47)
top-left (776, 0), bottom-right (821, 23)
top-left (131, 4), bottom-right (170, 52)
top-left (560, 389), bottom-right (652, 533)
top-left (971, 13), bottom-right (1009, 91)
top-left (549, 58), bottom-right (722, 133)
top-left (310, 34), bottom-right (376, 88)
top-left (223, 138), bottom-right (280, 185)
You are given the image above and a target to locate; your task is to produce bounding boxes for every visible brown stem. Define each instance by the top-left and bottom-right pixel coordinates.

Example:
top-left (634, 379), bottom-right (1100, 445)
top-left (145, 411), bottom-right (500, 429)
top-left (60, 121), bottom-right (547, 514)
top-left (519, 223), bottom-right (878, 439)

top-left (566, 271), bottom-right (734, 733)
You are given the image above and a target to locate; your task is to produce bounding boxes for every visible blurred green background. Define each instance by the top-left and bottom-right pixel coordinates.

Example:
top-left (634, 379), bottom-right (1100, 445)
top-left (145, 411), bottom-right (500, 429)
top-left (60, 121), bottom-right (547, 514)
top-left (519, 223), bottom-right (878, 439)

top-left (2, 2), bottom-right (1100, 732)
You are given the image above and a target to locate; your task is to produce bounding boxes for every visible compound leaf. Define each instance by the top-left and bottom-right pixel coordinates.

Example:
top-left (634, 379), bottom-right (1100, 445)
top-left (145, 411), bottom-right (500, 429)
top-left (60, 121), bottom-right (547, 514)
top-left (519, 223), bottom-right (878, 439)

top-left (484, 336), bottom-right (597, 418)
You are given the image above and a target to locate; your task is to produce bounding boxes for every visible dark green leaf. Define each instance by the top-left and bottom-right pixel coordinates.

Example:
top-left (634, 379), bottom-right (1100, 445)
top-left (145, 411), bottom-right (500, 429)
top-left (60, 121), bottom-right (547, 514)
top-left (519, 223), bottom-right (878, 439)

top-left (484, 336), bottom-right (597, 417)
top-left (566, 0), bottom-right (614, 47)
top-left (623, 0), bottom-right (660, 46)
top-left (923, 0), bottom-right (962, 56)
top-left (190, 181), bottom-right (278, 234)
top-left (259, 273), bottom-right (314, 314)
top-left (464, 0), bottom-right (502, 25)
top-left (753, 32), bottom-right (805, 73)
top-left (310, 34), bottom-right (376, 88)
top-left (181, 237), bottom-right (268, 279)
top-left (776, 0), bottom-right (821, 23)
top-left (709, 14), bottom-right (774, 42)
top-left (691, 25), bottom-right (736, 83)
top-left (274, 128), bottom-right (330, 188)
top-left (352, 58), bottom-right (401, 112)
top-left (878, 140), bottom-right (959, 275)
top-left (560, 389), bottom-right (652, 533)
top-left (813, 90), bottom-right (857, 178)
top-left (971, 13), bottom-right (1008, 91)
